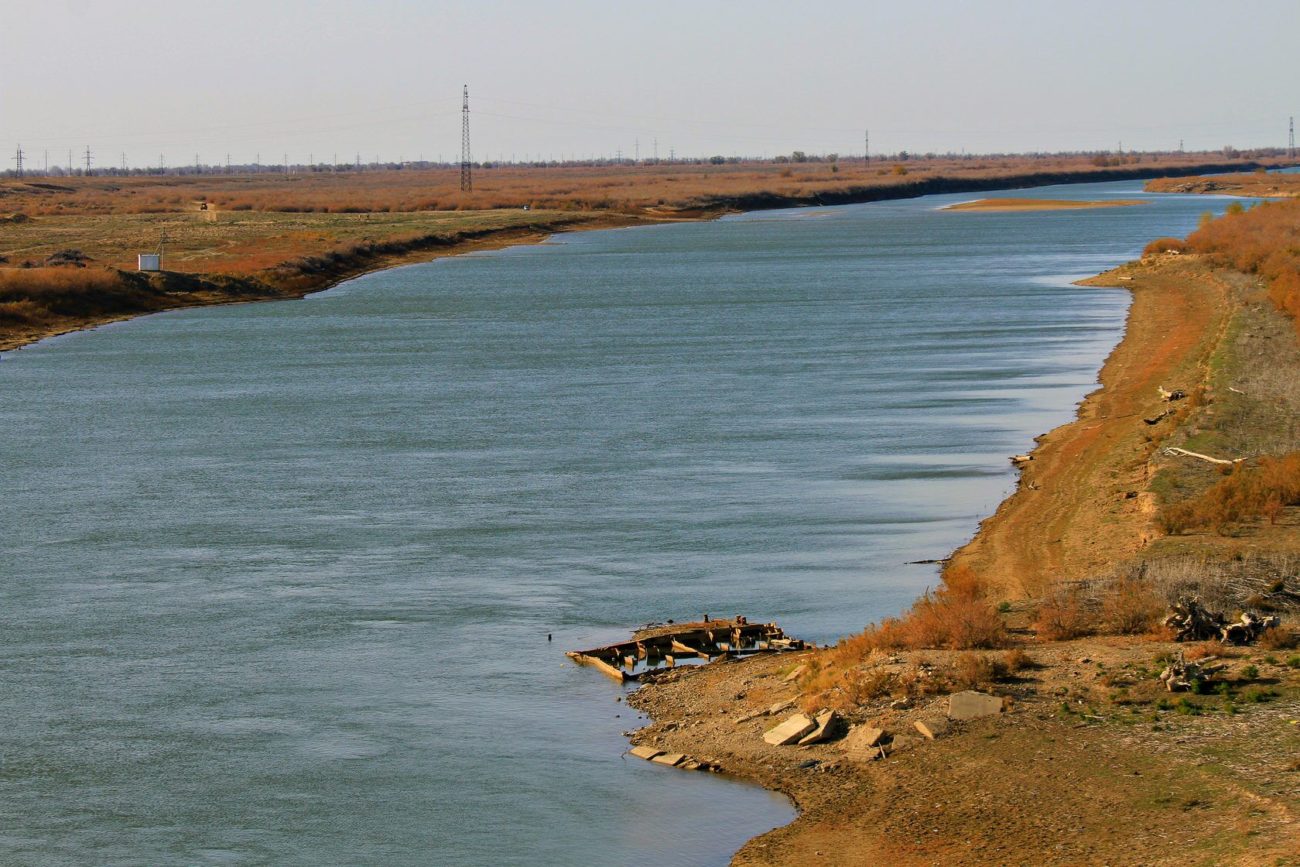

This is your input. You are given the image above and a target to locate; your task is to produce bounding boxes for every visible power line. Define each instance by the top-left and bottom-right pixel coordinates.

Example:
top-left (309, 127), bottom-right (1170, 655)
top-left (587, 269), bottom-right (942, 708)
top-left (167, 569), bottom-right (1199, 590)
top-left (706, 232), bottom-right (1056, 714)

top-left (460, 84), bottom-right (473, 192)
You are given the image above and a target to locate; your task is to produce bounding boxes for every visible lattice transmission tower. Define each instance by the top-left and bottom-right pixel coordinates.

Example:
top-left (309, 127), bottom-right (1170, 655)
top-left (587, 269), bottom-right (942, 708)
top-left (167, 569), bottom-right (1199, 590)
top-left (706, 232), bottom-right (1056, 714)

top-left (460, 85), bottom-right (472, 192)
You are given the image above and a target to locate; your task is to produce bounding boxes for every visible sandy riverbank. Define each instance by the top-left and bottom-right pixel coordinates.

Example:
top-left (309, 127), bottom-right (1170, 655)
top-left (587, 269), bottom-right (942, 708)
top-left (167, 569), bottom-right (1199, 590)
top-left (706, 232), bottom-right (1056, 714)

top-left (943, 197), bottom-right (1148, 211)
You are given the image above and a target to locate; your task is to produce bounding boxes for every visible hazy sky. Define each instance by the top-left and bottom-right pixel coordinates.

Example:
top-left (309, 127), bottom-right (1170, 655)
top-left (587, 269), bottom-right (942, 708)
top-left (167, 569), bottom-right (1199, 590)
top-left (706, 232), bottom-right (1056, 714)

top-left (2, 0), bottom-right (1297, 167)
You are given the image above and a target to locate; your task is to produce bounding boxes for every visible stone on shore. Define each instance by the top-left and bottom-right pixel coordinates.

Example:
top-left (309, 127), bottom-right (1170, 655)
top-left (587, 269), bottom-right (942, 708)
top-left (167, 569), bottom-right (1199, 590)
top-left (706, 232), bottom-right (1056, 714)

top-left (797, 710), bottom-right (840, 745)
top-left (629, 745), bottom-right (663, 760)
top-left (948, 690), bottom-right (1004, 720)
top-left (764, 713), bottom-right (817, 746)
top-left (651, 752), bottom-right (686, 766)
top-left (838, 725), bottom-right (887, 759)
top-left (914, 718), bottom-right (948, 740)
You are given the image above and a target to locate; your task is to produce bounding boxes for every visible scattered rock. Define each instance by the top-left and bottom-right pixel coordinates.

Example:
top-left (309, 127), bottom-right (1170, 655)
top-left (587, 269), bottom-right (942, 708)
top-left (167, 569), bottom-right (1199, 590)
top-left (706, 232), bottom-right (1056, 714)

top-left (949, 690), bottom-right (1004, 721)
top-left (797, 710), bottom-right (841, 746)
top-left (838, 725), bottom-right (887, 759)
top-left (768, 698), bottom-right (796, 715)
top-left (914, 718), bottom-right (948, 740)
top-left (764, 713), bottom-right (817, 746)
top-left (783, 665), bottom-right (807, 683)
top-left (886, 733), bottom-right (924, 754)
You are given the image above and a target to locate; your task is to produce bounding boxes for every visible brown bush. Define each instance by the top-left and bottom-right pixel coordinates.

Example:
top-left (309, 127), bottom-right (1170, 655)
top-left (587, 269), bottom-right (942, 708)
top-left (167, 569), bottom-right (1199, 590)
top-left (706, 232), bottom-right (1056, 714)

top-left (1003, 648), bottom-right (1035, 671)
top-left (1185, 197), bottom-right (1300, 337)
top-left (1034, 590), bottom-right (1094, 640)
top-left (950, 652), bottom-right (1008, 689)
top-left (1159, 452), bottom-right (1300, 533)
top-left (1259, 621), bottom-right (1299, 650)
top-left (1142, 237), bottom-right (1186, 257)
top-left (1101, 577), bottom-right (1166, 634)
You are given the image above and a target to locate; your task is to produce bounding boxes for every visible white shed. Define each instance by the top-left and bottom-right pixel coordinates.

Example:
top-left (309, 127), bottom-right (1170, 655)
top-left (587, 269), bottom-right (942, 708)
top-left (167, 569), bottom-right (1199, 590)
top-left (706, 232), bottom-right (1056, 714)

top-left (137, 253), bottom-right (161, 272)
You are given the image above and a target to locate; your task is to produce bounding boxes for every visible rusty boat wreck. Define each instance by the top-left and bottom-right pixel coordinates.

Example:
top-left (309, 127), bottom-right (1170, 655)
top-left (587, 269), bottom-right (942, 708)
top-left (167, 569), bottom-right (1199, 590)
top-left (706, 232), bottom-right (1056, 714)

top-left (566, 617), bottom-right (805, 683)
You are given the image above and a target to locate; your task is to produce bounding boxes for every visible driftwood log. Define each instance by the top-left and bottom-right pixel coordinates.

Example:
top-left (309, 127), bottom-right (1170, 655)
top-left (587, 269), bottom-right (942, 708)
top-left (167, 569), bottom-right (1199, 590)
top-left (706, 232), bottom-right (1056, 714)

top-left (1163, 597), bottom-right (1281, 645)
top-left (1162, 447), bottom-right (1245, 466)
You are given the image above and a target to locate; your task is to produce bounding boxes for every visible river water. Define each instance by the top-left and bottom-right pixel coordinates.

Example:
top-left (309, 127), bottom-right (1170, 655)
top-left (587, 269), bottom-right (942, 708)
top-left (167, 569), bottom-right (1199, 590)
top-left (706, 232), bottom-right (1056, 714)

top-left (0, 179), bottom-right (1235, 865)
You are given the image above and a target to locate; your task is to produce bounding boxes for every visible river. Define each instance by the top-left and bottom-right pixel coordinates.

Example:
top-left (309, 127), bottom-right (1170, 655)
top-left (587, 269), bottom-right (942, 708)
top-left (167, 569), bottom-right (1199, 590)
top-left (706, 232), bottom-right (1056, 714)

top-left (0, 179), bottom-right (1237, 865)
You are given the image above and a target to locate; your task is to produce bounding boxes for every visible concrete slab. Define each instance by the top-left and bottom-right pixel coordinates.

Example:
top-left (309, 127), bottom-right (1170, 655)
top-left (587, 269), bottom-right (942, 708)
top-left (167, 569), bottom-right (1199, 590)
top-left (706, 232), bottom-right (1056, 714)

top-left (839, 725), bottom-right (886, 754)
top-left (797, 710), bottom-right (840, 745)
top-left (651, 753), bottom-right (686, 766)
top-left (629, 745), bottom-right (663, 761)
top-left (763, 713), bottom-right (816, 746)
top-left (948, 690), bottom-right (1004, 720)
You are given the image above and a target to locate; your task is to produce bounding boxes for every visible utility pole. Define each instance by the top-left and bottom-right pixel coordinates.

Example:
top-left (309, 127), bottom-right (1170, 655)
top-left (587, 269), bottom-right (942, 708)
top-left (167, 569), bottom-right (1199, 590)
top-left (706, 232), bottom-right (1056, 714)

top-left (283, 153), bottom-right (289, 175)
top-left (635, 137), bottom-right (639, 163)
top-left (83, 146), bottom-right (93, 175)
top-left (865, 129), bottom-right (869, 164)
top-left (653, 137), bottom-right (658, 161)
top-left (12, 144), bottom-right (23, 178)
top-left (1290, 116), bottom-right (1296, 159)
top-left (460, 84), bottom-right (473, 192)
top-left (121, 152), bottom-right (127, 172)
top-left (226, 153), bottom-right (231, 173)
top-left (43, 149), bottom-right (48, 173)
top-left (195, 154), bottom-right (201, 173)
top-left (159, 153), bottom-right (164, 173)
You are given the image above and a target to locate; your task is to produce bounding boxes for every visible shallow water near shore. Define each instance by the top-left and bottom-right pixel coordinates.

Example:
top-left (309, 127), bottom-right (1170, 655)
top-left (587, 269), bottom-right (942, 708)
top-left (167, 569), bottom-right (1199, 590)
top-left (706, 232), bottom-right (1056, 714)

top-left (0, 180), bottom-right (1238, 865)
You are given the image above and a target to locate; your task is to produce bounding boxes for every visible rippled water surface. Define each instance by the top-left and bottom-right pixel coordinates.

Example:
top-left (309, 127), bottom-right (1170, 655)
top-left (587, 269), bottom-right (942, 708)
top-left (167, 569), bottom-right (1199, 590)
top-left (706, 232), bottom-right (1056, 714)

top-left (0, 180), bottom-right (1237, 865)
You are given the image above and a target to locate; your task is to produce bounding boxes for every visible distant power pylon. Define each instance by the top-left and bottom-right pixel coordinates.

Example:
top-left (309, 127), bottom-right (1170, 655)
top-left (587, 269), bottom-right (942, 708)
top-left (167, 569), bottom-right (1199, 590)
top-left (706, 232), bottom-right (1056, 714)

top-left (1290, 116), bottom-right (1295, 159)
top-left (460, 84), bottom-right (473, 192)
top-left (12, 144), bottom-right (24, 178)
top-left (83, 146), bottom-right (93, 175)
top-left (865, 129), bottom-right (870, 164)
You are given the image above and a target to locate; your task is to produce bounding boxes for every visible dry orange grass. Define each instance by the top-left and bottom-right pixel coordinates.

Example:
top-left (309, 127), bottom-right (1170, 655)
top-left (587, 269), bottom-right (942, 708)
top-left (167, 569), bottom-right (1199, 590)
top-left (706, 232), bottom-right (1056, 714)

top-left (1160, 452), bottom-right (1300, 534)
top-left (839, 565), bottom-right (1008, 654)
top-left (0, 153), bottom-right (1264, 218)
top-left (1183, 197), bottom-right (1300, 337)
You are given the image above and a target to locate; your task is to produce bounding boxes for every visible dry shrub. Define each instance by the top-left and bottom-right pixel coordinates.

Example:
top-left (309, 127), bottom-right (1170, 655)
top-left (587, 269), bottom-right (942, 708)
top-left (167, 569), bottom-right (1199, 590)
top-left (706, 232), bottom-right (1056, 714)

top-left (1143, 237), bottom-right (1186, 256)
top-left (1160, 452), bottom-right (1300, 533)
top-left (1034, 589), bottom-right (1094, 640)
top-left (1003, 648), bottom-right (1034, 672)
top-left (1259, 620), bottom-right (1299, 650)
top-left (1183, 641), bottom-right (1223, 661)
top-left (1102, 577), bottom-right (1166, 634)
top-left (1186, 197), bottom-right (1300, 337)
top-left (856, 565), bottom-right (1007, 651)
top-left (950, 652), bottom-right (1008, 689)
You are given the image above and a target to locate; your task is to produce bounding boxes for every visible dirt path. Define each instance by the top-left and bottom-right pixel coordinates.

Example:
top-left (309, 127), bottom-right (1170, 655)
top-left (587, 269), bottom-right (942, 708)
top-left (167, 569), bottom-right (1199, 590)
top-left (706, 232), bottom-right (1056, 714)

top-left (948, 257), bottom-right (1234, 598)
